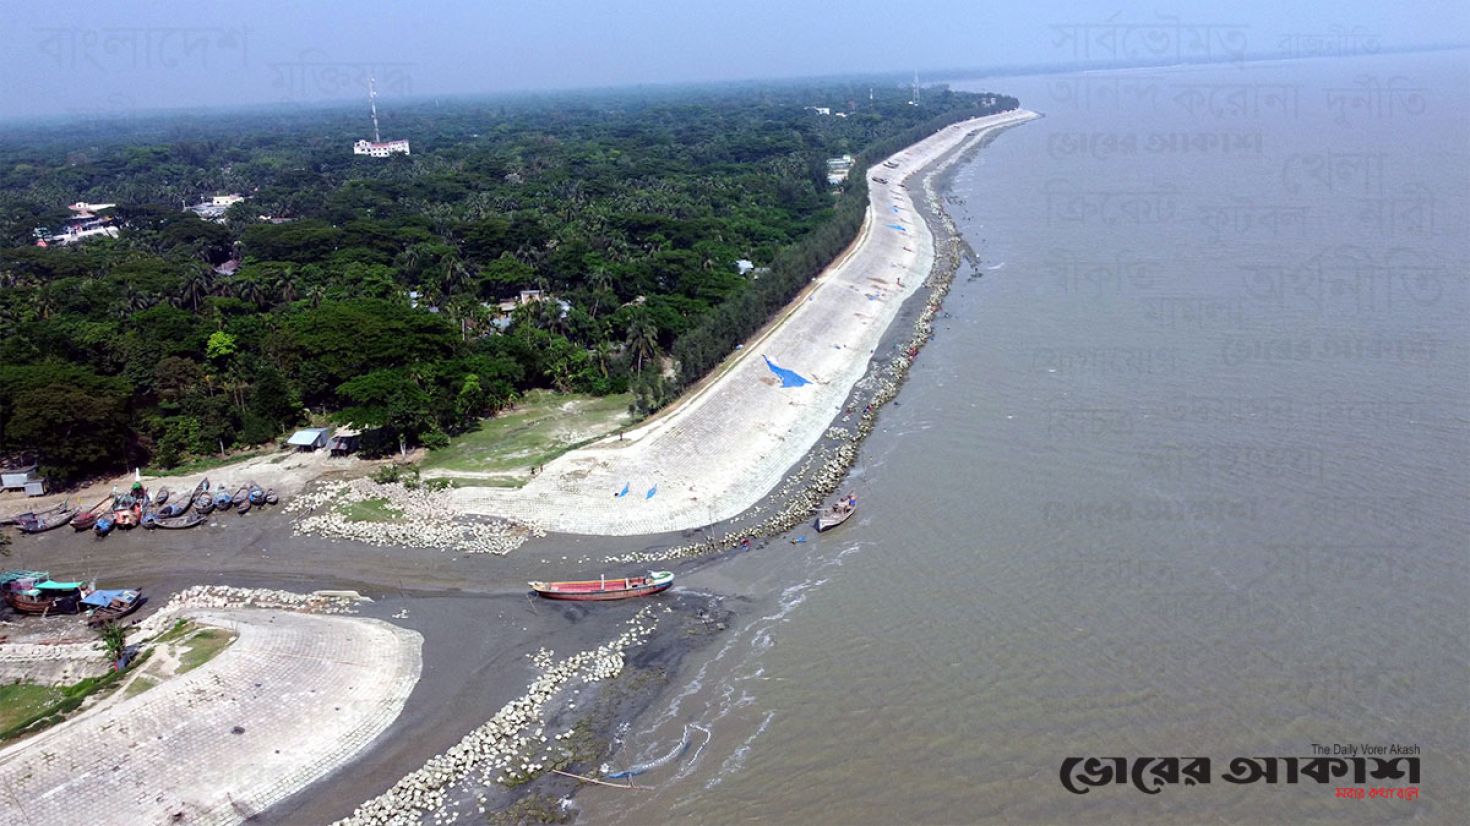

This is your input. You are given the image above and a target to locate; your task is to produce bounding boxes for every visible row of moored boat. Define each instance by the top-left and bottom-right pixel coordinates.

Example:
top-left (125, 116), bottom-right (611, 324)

top-left (4, 476), bottom-right (282, 538)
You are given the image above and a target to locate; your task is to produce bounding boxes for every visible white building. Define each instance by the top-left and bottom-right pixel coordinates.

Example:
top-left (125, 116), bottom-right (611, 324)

top-left (186, 193), bottom-right (247, 222)
top-left (353, 139), bottom-right (411, 157)
top-left (825, 154), bottom-right (855, 186)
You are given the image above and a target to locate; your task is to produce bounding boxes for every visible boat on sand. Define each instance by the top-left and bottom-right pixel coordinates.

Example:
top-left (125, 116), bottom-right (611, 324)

top-left (529, 571), bottom-right (674, 601)
top-left (83, 588), bottom-right (144, 625)
top-left (3, 578), bottom-right (86, 615)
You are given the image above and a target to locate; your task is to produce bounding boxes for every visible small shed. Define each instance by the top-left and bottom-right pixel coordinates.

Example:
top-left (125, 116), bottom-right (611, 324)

top-left (1, 464), bottom-right (39, 491)
top-left (286, 427), bottom-right (332, 451)
top-left (329, 429), bottom-right (361, 457)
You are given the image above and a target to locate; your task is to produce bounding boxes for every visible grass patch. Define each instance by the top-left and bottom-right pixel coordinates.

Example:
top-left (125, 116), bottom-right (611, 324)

top-left (0, 652), bottom-right (150, 743)
top-left (153, 618), bottom-right (192, 644)
top-left (447, 477), bottom-right (527, 489)
top-left (123, 675), bottom-right (158, 698)
top-left (340, 497), bottom-right (403, 522)
top-left (178, 629), bottom-right (235, 673)
top-left (420, 390), bottom-right (632, 476)
top-left (0, 684), bottom-right (63, 731)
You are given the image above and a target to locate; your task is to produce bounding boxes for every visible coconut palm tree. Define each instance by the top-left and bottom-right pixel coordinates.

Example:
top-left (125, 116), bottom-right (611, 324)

top-left (234, 275), bottom-right (269, 308)
top-left (625, 310), bottom-right (659, 374)
top-left (177, 262), bottom-right (215, 311)
top-left (270, 266), bottom-right (298, 304)
top-left (587, 268), bottom-right (614, 318)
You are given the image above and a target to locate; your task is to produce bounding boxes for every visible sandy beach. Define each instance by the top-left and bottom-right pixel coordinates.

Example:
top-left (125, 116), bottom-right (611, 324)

top-left (452, 108), bottom-right (1039, 535)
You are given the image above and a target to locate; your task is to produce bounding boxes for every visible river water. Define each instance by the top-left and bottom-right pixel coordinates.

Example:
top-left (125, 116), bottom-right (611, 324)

top-left (579, 51), bottom-right (1469, 824)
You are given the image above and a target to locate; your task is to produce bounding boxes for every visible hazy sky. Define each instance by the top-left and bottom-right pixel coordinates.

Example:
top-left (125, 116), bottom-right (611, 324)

top-left (3, 0), bottom-right (1465, 121)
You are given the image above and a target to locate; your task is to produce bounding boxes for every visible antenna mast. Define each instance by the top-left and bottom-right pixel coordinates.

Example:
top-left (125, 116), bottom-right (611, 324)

top-left (368, 77), bottom-right (382, 143)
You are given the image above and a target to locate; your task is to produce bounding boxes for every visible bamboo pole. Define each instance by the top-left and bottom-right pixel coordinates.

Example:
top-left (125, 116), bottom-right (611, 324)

top-left (551, 769), bottom-right (651, 790)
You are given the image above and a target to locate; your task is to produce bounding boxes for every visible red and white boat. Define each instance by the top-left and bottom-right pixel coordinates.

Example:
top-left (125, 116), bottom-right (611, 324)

top-left (528, 571), bottom-right (674, 601)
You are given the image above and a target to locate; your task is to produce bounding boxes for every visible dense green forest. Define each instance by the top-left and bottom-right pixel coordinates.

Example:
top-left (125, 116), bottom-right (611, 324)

top-left (0, 81), bottom-right (1017, 484)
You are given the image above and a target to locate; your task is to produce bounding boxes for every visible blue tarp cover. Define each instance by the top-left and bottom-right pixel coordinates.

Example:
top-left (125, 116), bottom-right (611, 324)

top-left (36, 580), bottom-right (83, 591)
top-left (762, 355), bottom-right (811, 388)
top-left (82, 589), bottom-right (129, 607)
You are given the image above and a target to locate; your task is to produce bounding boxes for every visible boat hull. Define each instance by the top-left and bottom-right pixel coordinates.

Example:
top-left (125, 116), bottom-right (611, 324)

top-left (815, 507), bottom-right (855, 531)
top-left (4, 591), bottom-right (81, 615)
top-left (530, 572), bottom-right (674, 601)
top-left (18, 510), bottom-right (77, 533)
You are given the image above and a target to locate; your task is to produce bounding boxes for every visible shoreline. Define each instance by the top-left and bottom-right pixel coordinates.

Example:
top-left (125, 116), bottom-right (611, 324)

top-left (449, 108), bottom-right (1040, 537)
top-left (0, 108), bottom-right (1039, 826)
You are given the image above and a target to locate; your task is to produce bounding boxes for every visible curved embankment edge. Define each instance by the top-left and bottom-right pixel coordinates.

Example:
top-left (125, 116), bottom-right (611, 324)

top-left (452, 108), bottom-right (1039, 536)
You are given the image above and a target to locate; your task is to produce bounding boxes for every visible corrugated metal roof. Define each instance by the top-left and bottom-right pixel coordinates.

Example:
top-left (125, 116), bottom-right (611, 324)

top-left (286, 427), bottom-right (329, 446)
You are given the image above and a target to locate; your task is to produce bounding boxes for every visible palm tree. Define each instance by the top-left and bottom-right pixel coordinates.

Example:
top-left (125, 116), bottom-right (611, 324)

top-left (270, 266), bottom-right (298, 304)
top-left (235, 275), bottom-right (269, 308)
top-left (588, 268), bottom-right (614, 318)
top-left (178, 263), bottom-right (215, 311)
top-left (440, 252), bottom-right (473, 296)
top-left (625, 310), bottom-right (659, 374)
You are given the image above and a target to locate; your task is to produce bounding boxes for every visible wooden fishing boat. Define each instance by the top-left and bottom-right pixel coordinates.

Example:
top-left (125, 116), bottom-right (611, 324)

top-left (0, 500), bottom-right (70, 527)
top-left (150, 512), bottom-right (205, 530)
top-left (235, 497), bottom-right (252, 515)
top-left (70, 494), bottom-right (113, 531)
top-left (94, 514), bottom-right (116, 536)
top-left (264, 489), bottom-right (279, 505)
top-left (82, 588), bottom-right (143, 625)
top-left (112, 504), bottom-right (141, 529)
top-left (233, 485), bottom-right (250, 514)
top-left (4, 579), bottom-right (85, 615)
top-left (528, 570), bottom-right (674, 601)
top-left (194, 492), bottom-right (216, 514)
top-left (153, 487), bottom-right (171, 506)
top-left (247, 482), bottom-right (266, 507)
top-left (213, 487), bottom-right (233, 509)
top-left (17, 506), bottom-right (78, 534)
top-left (155, 499), bottom-right (190, 518)
top-left (815, 494), bottom-right (858, 532)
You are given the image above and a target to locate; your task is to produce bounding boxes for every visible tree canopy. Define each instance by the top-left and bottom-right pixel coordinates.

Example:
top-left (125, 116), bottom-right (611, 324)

top-left (0, 79), bottom-right (1019, 482)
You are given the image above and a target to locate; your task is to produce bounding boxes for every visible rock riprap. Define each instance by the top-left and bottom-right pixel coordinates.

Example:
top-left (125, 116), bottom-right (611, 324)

top-left (288, 478), bottom-right (544, 555)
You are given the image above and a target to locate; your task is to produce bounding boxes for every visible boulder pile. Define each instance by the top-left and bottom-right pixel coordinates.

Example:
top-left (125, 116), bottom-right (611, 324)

top-left (288, 477), bottom-right (544, 556)
top-left (336, 606), bottom-right (663, 826)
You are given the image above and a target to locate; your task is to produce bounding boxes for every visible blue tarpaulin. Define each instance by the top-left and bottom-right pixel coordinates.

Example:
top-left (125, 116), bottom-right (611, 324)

top-left (615, 482), bottom-right (629, 498)
top-left (645, 485), bottom-right (658, 499)
top-left (82, 589), bottom-right (129, 607)
top-left (762, 355), bottom-right (811, 388)
top-left (887, 223), bottom-right (907, 232)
